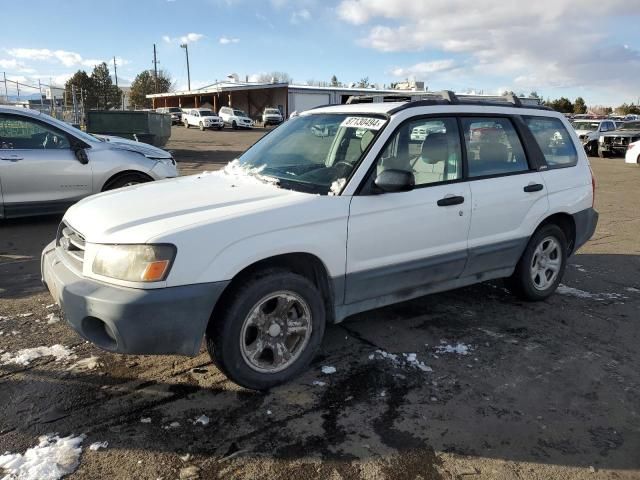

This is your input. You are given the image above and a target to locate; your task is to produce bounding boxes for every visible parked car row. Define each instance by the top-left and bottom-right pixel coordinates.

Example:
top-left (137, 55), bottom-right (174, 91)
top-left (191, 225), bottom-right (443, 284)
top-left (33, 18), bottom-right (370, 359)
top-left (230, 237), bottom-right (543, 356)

top-left (570, 119), bottom-right (640, 159)
top-left (155, 106), bottom-right (284, 130)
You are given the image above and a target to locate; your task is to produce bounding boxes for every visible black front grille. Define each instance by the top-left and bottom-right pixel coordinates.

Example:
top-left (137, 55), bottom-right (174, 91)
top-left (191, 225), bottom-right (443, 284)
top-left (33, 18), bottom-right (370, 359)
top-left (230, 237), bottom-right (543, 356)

top-left (56, 222), bottom-right (86, 267)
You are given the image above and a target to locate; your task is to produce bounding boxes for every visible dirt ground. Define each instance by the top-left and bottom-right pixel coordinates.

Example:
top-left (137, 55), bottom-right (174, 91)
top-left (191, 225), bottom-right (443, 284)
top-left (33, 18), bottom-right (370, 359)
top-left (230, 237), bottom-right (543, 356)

top-left (1, 125), bottom-right (639, 480)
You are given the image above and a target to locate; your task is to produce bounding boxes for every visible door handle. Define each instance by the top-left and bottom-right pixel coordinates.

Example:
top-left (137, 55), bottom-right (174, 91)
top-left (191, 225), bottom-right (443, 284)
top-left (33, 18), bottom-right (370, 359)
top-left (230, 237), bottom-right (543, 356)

top-left (0, 155), bottom-right (23, 162)
top-left (523, 183), bottom-right (544, 193)
top-left (437, 195), bottom-right (465, 207)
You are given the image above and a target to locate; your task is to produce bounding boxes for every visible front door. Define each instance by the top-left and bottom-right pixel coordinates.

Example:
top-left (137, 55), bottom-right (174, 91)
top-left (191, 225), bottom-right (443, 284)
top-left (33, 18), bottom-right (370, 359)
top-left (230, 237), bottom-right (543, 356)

top-left (346, 117), bottom-right (471, 304)
top-left (0, 113), bottom-right (92, 216)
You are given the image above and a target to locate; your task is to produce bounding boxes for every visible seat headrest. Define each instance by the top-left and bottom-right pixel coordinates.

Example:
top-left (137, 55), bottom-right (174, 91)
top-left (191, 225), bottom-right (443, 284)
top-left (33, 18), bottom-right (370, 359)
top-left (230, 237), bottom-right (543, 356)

top-left (420, 132), bottom-right (448, 164)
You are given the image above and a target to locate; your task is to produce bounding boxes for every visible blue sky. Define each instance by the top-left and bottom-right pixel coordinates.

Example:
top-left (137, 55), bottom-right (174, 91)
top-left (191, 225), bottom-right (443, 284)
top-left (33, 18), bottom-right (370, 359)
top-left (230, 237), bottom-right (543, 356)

top-left (1, 0), bottom-right (639, 106)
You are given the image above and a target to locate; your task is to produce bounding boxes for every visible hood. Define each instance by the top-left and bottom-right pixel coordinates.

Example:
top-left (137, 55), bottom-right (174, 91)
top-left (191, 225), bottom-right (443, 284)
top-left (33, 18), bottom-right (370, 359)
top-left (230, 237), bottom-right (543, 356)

top-left (64, 169), bottom-right (304, 243)
top-left (94, 134), bottom-right (172, 159)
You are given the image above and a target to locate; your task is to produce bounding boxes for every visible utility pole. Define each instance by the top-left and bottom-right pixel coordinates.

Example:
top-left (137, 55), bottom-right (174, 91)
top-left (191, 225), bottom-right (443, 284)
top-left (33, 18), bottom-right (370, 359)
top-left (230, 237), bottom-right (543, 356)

top-left (152, 44), bottom-right (159, 94)
top-left (180, 43), bottom-right (191, 91)
top-left (2, 72), bottom-right (7, 102)
top-left (113, 56), bottom-right (118, 90)
top-left (38, 79), bottom-right (44, 110)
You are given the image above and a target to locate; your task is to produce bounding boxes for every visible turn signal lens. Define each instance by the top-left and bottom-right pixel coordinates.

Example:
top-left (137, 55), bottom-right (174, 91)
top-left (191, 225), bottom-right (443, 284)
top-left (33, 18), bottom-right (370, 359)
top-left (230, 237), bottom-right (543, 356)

top-left (142, 260), bottom-right (171, 282)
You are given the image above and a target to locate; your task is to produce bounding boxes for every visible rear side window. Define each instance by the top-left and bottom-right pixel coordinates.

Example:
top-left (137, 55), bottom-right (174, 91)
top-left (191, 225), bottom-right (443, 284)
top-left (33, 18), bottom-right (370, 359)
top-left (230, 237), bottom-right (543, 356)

top-left (461, 118), bottom-right (529, 178)
top-left (523, 116), bottom-right (578, 168)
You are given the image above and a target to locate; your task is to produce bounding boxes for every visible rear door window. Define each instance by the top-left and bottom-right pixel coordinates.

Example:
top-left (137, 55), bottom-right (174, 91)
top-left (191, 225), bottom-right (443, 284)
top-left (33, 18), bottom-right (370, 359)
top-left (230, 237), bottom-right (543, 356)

top-left (523, 116), bottom-right (578, 168)
top-left (461, 118), bottom-right (529, 178)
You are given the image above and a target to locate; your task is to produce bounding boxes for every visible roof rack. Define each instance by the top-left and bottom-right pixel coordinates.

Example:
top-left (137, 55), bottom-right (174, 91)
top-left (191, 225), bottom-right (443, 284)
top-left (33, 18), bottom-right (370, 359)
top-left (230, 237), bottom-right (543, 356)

top-left (346, 90), bottom-right (551, 112)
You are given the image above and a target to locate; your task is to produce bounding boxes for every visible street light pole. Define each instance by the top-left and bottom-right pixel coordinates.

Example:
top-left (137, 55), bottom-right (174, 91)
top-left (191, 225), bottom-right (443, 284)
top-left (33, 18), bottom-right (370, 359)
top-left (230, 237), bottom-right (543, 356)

top-left (180, 43), bottom-right (191, 91)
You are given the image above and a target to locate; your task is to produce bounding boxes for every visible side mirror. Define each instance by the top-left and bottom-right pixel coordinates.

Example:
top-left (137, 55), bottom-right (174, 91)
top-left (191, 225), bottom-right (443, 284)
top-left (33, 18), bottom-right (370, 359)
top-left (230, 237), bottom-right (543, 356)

top-left (73, 145), bottom-right (89, 165)
top-left (374, 169), bottom-right (415, 193)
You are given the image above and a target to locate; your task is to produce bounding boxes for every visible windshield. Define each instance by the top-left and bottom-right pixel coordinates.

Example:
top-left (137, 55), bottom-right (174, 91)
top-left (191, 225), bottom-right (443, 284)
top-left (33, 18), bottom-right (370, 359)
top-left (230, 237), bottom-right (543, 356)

top-left (40, 113), bottom-right (99, 144)
top-left (168, 107), bottom-right (181, 113)
top-left (236, 113), bottom-right (386, 194)
top-left (233, 109), bottom-right (247, 117)
top-left (571, 122), bottom-right (598, 131)
top-left (199, 111), bottom-right (216, 117)
top-left (265, 109), bottom-right (280, 114)
top-left (621, 121), bottom-right (640, 130)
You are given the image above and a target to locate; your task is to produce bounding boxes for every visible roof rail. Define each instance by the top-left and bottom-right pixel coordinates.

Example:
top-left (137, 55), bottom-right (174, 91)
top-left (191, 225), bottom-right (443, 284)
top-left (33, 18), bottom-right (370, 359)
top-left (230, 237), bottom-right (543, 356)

top-left (345, 90), bottom-right (550, 112)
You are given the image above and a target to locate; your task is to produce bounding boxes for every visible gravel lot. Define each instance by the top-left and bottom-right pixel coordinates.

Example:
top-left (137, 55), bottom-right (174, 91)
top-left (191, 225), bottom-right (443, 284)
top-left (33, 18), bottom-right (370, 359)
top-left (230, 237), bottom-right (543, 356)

top-left (1, 125), bottom-right (639, 480)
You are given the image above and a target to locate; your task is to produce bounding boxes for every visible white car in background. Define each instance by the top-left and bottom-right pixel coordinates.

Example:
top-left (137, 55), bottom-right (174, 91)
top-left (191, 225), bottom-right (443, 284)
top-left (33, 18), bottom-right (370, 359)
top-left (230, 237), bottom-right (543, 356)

top-left (0, 107), bottom-right (178, 219)
top-left (262, 108), bottom-right (283, 126)
top-left (219, 106), bottom-right (254, 129)
top-left (182, 109), bottom-right (223, 131)
top-left (625, 141), bottom-right (640, 164)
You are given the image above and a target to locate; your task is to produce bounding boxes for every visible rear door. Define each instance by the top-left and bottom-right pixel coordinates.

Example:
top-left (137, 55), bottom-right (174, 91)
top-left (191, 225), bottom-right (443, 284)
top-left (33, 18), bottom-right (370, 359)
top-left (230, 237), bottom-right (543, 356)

top-left (460, 116), bottom-right (549, 276)
top-left (0, 112), bottom-right (92, 216)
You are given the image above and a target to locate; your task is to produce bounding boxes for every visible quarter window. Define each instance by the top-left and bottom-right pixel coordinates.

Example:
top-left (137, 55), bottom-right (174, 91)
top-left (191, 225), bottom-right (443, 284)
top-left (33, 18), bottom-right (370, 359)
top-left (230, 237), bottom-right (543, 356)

top-left (461, 118), bottom-right (529, 178)
top-left (375, 118), bottom-right (462, 186)
top-left (523, 116), bottom-right (578, 167)
top-left (0, 114), bottom-right (70, 150)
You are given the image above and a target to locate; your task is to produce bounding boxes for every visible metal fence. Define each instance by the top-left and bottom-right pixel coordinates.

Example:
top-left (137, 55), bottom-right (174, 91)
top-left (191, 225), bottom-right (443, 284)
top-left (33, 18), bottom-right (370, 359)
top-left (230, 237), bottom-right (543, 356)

top-left (1, 73), bottom-right (84, 125)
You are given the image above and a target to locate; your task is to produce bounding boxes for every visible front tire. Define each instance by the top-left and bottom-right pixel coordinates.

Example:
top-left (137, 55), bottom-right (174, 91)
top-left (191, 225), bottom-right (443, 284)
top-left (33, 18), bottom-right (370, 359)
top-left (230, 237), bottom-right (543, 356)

top-left (506, 224), bottom-right (567, 301)
top-left (104, 173), bottom-right (152, 191)
top-left (206, 270), bottom-right (326, 390)
top-left (184, 121), bottom-right (190, 129)
top-left (232, 121), bottom-right (238, 130)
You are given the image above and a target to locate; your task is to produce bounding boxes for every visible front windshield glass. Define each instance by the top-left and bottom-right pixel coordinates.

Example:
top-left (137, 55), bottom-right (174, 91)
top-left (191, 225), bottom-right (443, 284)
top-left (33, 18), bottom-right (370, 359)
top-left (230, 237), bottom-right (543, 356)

top-left (199, 111), bottom-right (216, 116)
top-left (571, 122), bottom-right (598, 131)
top-left (265, 109), bottom-right (280, 114)
top-left (233, 109), bottom-right (247, 117)
top-left (168, 107), bottom-right (181, 113)
top-left (236, 113), bottom-right (386, 194)
top-left (621, 121), bottom-right (640, 130)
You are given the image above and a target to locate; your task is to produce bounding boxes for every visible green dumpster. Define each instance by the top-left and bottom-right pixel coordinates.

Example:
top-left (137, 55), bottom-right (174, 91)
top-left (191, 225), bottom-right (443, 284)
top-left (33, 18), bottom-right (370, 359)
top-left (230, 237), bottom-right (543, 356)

top-left (86, 111), bottom-right (171, 147)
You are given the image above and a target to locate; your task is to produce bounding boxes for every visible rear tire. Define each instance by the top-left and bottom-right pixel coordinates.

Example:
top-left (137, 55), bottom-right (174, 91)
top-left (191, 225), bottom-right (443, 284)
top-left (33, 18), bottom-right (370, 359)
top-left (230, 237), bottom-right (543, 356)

top-left (505, 224), bottom-right (567, 301)
top-left (205, 270), bottom-right (326, 390)
top-left (232, 121), bottom-right (238, 130)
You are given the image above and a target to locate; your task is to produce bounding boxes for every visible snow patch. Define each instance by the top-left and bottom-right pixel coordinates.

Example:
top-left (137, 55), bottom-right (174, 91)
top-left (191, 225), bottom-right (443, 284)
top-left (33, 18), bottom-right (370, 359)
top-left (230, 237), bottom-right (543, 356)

top-left (369, 350), bottom-right (433, 372)
top-left (163, 421), bottom-right (180, 430)
top-left (328, 178), bottom-right (346, 196)
top-left (1, 345), bottom-right (75, 366)
top-left (193, 415), bottom-right (209, 426)
top-left (88, 441), bottom-right (108, 451)
top-left (0, 434), bottom-right (85, 480)
top-left (435, 342), bottom-right (472, 356)
top-left (68, 356), bottom-right (102, 372)
top-left (312, 380), bottom-right (326, 387)
top-left (625, 287), bottom-right (640, 293)
top-left (46, 313), bottom-right (60, 325)
top-left (557, 284), bottom-right (627, 301)
top-left (321, 366), bottom-right (336, 374)
top-left (17, 313), bottom-right (33, 318)
top-left (140, 417), bottom-right (152, 424)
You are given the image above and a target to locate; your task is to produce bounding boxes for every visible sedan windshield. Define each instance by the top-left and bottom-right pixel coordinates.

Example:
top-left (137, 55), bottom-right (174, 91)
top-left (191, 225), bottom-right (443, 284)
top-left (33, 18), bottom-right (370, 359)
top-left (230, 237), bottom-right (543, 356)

top-left (199, 111), bottom-right (216, 117)
top-left (233, 110), bottom-right (247, 117)
top-left (236, 113), bottom-right (386, 194)
top-left (620, 121), bottom-right (640, 130)
top-left (265, 109), bottom-right (280, 114)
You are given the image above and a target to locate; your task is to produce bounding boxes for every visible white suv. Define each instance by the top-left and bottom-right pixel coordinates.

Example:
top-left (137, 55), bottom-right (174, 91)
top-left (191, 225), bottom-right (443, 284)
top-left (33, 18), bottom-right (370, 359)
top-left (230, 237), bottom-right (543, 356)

top-left (219, 106), bottom-right (254, 129)
top-left (42, 93), bottom-right (598, 390)
top-left (182, 108), bottom-right (223, 131)
top-left (262, 108), bottom-right (283, 126)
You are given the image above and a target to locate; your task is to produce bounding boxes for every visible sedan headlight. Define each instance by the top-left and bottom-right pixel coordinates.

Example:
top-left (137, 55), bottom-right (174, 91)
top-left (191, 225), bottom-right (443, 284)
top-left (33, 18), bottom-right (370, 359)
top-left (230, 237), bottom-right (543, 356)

top-left (92, 244), bottom-right (176, 282)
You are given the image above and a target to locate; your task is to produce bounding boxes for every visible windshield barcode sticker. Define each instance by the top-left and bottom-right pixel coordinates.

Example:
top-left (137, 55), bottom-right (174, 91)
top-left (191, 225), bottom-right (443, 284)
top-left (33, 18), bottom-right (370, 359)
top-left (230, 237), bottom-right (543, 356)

top-left (340, 117), bottom-right (386, 130)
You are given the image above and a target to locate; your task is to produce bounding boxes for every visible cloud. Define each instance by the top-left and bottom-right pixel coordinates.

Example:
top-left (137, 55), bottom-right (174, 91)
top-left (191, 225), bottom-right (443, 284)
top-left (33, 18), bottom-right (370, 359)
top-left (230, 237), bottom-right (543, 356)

top-left (290, 8), bottom-right (311, 24)
top-left (337, 0), bottom-right (640, 97)
top-left (390, 60), bottom-right (456, 78)
top-left (219, 36), bottom-right (240, 45)
top-left (6, 48), bottom-right (127, 69)
top-left (162, 33), bottom-right (205, 45)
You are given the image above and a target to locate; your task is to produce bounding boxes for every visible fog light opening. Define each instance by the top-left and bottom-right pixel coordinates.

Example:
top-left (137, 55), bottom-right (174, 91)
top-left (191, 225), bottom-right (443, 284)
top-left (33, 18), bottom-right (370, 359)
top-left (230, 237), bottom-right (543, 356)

top-left (82, 316), bottom-right (118, 351)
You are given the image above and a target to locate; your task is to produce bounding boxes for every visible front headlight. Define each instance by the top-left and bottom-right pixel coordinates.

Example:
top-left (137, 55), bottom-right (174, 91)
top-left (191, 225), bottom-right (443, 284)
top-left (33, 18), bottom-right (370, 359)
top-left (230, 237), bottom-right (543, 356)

top-left (92, 244), bottom-right (176, 282)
